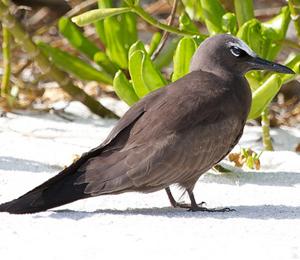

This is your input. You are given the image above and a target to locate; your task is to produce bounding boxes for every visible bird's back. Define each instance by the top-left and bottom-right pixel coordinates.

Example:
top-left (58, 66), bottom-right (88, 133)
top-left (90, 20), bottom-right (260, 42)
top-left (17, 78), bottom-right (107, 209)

top-left (76, 70), bottom-right (252, 194)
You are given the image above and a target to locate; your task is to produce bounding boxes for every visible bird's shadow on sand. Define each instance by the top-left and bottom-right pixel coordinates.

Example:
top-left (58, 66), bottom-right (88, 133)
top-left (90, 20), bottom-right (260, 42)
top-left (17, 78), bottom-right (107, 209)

top-left (38, 204), bottom-right (300, 221)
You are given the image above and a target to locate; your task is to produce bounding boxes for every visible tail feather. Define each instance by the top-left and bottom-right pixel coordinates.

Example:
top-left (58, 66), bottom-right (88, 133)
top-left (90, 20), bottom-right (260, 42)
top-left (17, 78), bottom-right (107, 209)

top-left (0, 171), bottom-right (90, 214)
top-left (0, 149), bottom-right (100, 214)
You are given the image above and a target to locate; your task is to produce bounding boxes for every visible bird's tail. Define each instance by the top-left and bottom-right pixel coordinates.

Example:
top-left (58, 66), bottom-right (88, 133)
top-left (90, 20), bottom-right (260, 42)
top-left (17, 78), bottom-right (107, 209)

top-left (0, 153), bottom-right (94, 214)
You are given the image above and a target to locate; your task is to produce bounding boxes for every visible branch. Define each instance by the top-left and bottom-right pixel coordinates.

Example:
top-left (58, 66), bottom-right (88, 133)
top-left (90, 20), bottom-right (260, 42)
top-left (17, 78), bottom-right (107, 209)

top-left (1, 19), bottom-right (11, 95)
top-left (151, 0), bottom-right (179, 60)
top-left (125, 1), bottom-right (207, 38)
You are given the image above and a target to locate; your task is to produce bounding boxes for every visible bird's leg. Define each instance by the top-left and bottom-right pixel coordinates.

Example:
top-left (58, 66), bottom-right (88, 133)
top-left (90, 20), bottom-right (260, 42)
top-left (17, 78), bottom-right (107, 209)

top-left (165, 187), bottom-right (178, 207)
top-left (187, 190), bottom-right (234, 212)
top-left (165, 187), bottom-right (205, 209)
top-left (165, 187), bottom-right (233, 212)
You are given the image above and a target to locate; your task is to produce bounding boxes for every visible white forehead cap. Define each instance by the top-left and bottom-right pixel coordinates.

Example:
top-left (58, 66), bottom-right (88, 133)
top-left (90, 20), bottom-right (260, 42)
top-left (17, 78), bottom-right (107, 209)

top-left (227, 38), bottom-right (258, 57)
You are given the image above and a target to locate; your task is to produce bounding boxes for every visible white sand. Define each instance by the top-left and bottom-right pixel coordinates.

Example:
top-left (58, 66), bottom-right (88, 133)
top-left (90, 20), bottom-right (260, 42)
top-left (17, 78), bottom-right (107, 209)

top-left (1, 100), bottom-right (300, 260)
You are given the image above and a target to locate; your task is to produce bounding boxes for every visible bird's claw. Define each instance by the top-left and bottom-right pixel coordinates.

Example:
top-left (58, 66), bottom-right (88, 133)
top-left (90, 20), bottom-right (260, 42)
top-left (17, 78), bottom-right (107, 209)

top-left (189, 206), bottom-right (235, 212)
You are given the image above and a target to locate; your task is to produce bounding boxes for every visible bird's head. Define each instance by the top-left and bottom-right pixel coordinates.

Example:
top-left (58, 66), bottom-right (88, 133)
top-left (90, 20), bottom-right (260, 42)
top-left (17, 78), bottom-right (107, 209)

top-left (189, 34), bottom-right (295, 77)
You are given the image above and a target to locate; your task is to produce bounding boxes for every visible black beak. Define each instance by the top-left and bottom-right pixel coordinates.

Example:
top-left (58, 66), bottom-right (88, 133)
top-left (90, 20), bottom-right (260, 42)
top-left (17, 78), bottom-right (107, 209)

top-left (248, 57), bottom-right (295, 74)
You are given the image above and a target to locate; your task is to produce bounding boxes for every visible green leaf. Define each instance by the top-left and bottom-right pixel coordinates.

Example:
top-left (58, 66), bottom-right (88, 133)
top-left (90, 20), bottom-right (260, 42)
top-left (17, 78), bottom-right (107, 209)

top-left (192, 35), bottom-right (205, 46)
top-left (113, 70), bottom-right (139, 106)
top-left (142, 55), bottom-right (168, 91)
top-left (172, 37), bottom-right (197, 82)
top-left (93, 1), bottom-right (137, 70)
top-left (129, 50), bottom-right (167, 98)
top-left (94, 52), bottom-right (118, 76)
top-left (265, 43), bottom-right (282, 62)
top-left (120, 1), bottom-right (138, 48)
top-left (248, 74), bottom-right (282, 119)
top-left (200, 0), bottom-right (226, 35)
top-left (129, 50), bottom-right (150, 98)
top-left (98, 0), bottom-right (113, 9)
top-left (245, 156), bottom-right (254, 169)
top-left (93, 0), bottom-right (114, 46)
top-left (182, 0), bottom-right (204, 22)
top-left (104, 16), bottom-right (128, 69)
top-left (222, 13), bottom-right (237, 35)
top-left (179, 12), bottom-right (201, 33)
top-left (234, 0), bottom-right (254, 28)
top-left (242, 148), bottom-right (249, 158)
top-left (71, 7), bottom-right (132, 26)
top-left (246, 72), bottom-right (261, 91)
top-left (59, 17), bottom-right (117, 76)
top-left (94, 20), bottom-right (107, 46)
top-left (129, 40), bottom-right (147, 58)
top-left (59, 17), bottom-right (100, 60)
top-left (37, 41), bottom-right (113, 85)
top-left (213, 164), bottom-right (232, 173)
top-left (255, 151), bottom-right (263, 160)
top-left (262, 6), bottom-right (291, 41)
top-left (148, 32), bottom-right (162, 57)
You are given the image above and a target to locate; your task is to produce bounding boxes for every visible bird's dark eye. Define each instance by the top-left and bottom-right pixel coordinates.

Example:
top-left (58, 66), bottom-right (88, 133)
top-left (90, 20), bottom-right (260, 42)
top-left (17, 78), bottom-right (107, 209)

top-left (230, 46), bottom-right (243, 57)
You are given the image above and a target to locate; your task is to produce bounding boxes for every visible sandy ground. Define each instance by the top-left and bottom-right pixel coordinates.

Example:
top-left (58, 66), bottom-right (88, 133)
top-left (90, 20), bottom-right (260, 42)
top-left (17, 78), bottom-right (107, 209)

top-left (1, 100), bottom-right (300, 260)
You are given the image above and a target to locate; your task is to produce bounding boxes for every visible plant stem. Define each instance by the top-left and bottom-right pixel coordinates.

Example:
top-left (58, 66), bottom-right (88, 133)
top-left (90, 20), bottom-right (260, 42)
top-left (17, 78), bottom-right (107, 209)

top-left (261, 107), bottom-right (274, 151)
top-left (127, 2), bottom-right (207, 38)
top-left (0, 0), bottom-right (118, 118)
top-left (1, 0), bottom-right (11, 96)
top-left (151, 0), bottom-right (179, 60)
top-left (1, 22), bottom-right (11, 95)
top-left (288, 0), bottom-right (300, 43)
top-left (277, 39), bottom-right (300, 51)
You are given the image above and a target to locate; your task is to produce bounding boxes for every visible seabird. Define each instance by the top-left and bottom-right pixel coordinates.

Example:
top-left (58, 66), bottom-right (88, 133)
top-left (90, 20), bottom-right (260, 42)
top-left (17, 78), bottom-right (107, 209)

top-left (0, 34), bottom-right (295, 214)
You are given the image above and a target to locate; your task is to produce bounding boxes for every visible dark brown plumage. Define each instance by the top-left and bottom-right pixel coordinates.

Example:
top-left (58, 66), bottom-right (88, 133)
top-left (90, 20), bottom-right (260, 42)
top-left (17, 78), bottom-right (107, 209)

top-left (0, 34), bottom-right (294, 214)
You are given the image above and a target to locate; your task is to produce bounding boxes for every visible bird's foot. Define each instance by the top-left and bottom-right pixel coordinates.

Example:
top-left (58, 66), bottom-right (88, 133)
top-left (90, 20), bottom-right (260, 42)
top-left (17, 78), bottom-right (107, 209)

top-left (188, 205), bottom-right (235, 212)
top-left (165, 187), bottom-right (235, 213)
top-left (174, 201), bottom-right (234, 212)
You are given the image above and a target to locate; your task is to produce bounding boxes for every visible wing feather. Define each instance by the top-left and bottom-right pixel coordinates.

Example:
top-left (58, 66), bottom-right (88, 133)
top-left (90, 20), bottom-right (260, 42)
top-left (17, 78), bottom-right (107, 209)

top-left (72, 71), bottom-right (249, 195)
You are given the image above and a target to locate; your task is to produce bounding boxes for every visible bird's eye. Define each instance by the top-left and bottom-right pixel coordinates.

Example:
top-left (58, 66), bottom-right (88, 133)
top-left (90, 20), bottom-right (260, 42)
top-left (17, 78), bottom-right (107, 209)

top-left (230, 46), bottom-right (242, 57)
